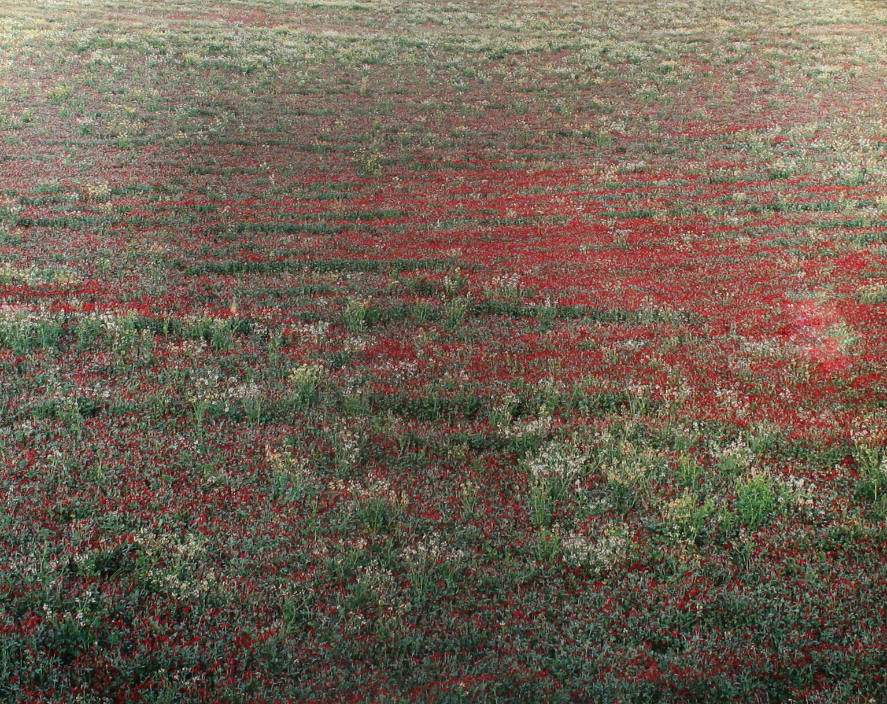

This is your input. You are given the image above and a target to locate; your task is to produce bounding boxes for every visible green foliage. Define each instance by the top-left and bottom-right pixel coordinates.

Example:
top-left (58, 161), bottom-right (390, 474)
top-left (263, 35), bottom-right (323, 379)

top-left (661, 490), bottom-right (716, 546)
top-left (0, 0), bottom-right (885, 700)
top-left (341, 296), bottom-right (372, 332)
top-left (734, 472), bottom-right (778, 530)
top-left (444, 297), bottom-right (469, 327)
top-left (676, 451), bottom-right (703, 489)
top-left (355, 496), bottom-right (401, 534)
top-left (0, 312), bottom-right (64, 353)
top-left (853, 443), bottom-right (886, 502)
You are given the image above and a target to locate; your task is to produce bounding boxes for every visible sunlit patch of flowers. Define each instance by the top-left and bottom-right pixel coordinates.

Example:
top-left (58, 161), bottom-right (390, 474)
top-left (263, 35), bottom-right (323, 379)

top-left (0, 262), bottom-right (80, 287)
top-left (855, 283), bottom-right (887, 304)
top-left (185, 368), bottom-right (224, 421)
top-left (661, 490), bottom-right (715, 546)
top-left (484, 272), bottom-right (524, 299)
top-left (524, 440), bottom-right (588, 488)
top-left (739, 337), bottom-right (794, 361)
top-left (441, 269), bottom-right (464, 296)
top-left (329, 426), bottom-right (365, 477)
top-left (0, 306), bottom-right (64, 352)
top-left (400, 533), bottom-right (467, 568)
top-left (342, 334), bottom-right (369, 353)
top-left (355, 561), bottom-right (399, 607)
top-left (709, 433), bottom-right (755, 477)
top-left (288, 362), bottom-right (325, 403)
top-left (523, 439), bottom-right (588, 527)
top-left (350, 144), bottom-right (383, 177)
top-left (349, 474), bottom-right (407, 507)
top-left (104, 112), bottom-right (143, 140)
top-left (133, 528), bottom-right (217, 600)
top-left (0, 262), bottom-right (38, 285)
top-left (44, 265), bottom-right (81, 286)
top-left (163, 337), bottom-right (208, 360)
top-left (500, 406), bottom-right (553, 450)
top-left (489, 391), bottom-right (519, 428)
top-left (377, 358), bottom-right (419, 387)
top-left (265, 444), bottom-right (316, 500)
top-left (773, 474), bottom-right (819, 517)
top-left (600, 439), bottom-right (659, 510)
top-left (83, 181), bottom-right (111, 201)
top-left (341, 295), bottom-right (372, 332)
top-left (561, 522), bottom-right (632, 572)
top-left (293, 320), bottom-right (330, 345)
top-left (712, 386), bottom-right (751, 421)
top-left (850, 425), bottom-right (887, 502)
top-left (230, 380), bottom-right (263, 421)
top-left (87, 48), bottom-right (116, 66)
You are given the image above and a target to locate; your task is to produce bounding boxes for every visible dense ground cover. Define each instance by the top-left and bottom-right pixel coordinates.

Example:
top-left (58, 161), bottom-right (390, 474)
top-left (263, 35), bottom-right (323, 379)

top-left (1, 0), bottom-right (886, 701)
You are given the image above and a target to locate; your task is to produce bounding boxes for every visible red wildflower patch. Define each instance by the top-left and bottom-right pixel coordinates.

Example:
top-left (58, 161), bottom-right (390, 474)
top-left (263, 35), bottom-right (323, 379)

top-left (0, 1), bottom-right (885, 702)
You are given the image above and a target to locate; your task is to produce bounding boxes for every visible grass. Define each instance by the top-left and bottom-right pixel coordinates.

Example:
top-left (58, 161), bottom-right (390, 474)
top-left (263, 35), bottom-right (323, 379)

top-left (0, 0), bottom-right (886, 702)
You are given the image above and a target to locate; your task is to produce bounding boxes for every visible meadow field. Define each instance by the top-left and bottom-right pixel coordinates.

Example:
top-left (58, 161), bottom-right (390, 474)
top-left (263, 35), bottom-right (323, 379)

top-left (0, 0), bottom-right (886, 701)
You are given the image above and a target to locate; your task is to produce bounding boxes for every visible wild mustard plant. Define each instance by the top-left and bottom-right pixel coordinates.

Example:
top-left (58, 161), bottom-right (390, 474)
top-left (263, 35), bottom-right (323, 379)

top-left (661, 491), bottom-right (715, 546)
top-left (561, 523), bottom-right (631, 572)
top-left (288, 363), bottom-right (325, 409)
top-left (852, 441), bottom-right (886, 502)
top-left (523, 440), bottom-right (587, 527)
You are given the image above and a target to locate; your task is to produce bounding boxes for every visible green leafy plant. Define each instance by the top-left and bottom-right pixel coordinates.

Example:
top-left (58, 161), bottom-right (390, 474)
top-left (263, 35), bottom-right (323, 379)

top-left (734, 471), bottom-right (777, 529)
top-left (853, 442), bottom-right (886, 502)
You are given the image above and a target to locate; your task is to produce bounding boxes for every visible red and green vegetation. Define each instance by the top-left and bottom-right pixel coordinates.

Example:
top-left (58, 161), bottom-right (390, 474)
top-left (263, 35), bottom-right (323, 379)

top-left (1, 0), bottom-right (886, 701)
